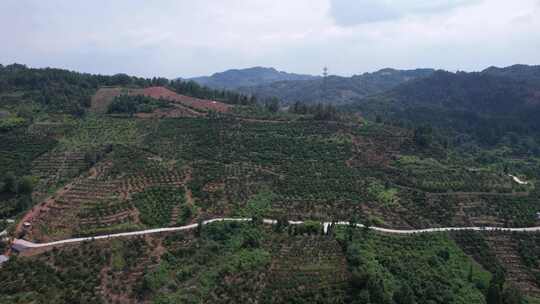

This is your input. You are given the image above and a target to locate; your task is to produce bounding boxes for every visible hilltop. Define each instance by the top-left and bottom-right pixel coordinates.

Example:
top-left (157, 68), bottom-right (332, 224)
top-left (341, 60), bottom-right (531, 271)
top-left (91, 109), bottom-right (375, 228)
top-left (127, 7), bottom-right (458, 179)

top-left (187, 66), bottom-right (318, 90)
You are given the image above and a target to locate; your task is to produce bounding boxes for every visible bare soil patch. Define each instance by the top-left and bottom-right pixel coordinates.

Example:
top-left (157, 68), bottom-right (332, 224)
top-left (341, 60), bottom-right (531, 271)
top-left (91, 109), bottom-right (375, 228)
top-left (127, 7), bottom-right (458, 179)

top-left (91, 86), bottom-right (232, 114)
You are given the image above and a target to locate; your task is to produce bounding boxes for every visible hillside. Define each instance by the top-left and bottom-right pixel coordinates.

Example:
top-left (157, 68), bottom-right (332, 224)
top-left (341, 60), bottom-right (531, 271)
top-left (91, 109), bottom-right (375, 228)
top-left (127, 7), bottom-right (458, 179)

top-left (188, 67), bottom-right (319, 90)
top-left (239, 68), bottom-right (435, 105)
top-left (91, 86), bottom-right (231, 114)
top-left (0, 64), bottom-right (539, 304)
top-left (349, 67), bottom-right (540, 154)
top-left (482, 64), bottom-right (540, 85)
top-left (387, 70), bottom-right (540, 113)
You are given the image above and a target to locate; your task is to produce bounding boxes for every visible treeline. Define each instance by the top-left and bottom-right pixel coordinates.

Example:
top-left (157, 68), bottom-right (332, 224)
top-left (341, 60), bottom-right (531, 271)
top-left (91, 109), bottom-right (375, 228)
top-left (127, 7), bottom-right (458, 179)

top-left (1, 173), bottom-right (34, 195)
top-left (0, 64), bottom-right (154, 115)
top-left (0, 64), bottom-right (257, 115)
top-left (169, 79), bottom-right (257, 105)
top-left (0, 173), bottom-right (34, 218)
top-left (107, 95), bottom-right (171, 115)
top-left (289, 101), bottom-right (339, 120)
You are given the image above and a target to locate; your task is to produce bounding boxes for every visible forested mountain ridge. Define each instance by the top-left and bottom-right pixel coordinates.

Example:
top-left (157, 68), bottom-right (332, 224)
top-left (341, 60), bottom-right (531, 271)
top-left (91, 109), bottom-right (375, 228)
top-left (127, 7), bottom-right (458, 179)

top-left (349, 67), bottom-right (540, 153)
top-left (188, 66), bottom-right (319, 89)
top-left (482, 64), bottom-right (540, 85)
top-left (238, 68), bottom-right (435, 105)
top-left (385, 70), bottom-right (540, 113)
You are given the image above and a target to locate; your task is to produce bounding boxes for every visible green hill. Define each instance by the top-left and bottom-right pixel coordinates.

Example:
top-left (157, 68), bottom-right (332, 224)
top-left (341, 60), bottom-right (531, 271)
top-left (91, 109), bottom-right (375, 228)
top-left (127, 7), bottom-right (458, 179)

top-left (0, 64), bottom-right (539, 304)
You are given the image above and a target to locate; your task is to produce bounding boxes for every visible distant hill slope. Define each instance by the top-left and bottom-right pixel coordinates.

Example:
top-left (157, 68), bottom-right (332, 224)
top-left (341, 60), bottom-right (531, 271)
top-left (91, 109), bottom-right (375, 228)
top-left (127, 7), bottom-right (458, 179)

top-left (349, 65), bottom-right (540, 150)
top-left (188, 67), bottom-right (318, 90)
top-left (375, 69), bottom-right (540, 114)
top-left (482, 64), bottom-right (540, 84)
top-left (239, 68), bottom-right (435, 105)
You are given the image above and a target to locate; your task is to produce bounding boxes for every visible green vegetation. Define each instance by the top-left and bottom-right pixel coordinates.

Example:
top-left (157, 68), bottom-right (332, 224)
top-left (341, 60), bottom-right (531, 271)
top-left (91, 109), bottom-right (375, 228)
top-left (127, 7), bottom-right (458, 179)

top-left (136, 222), bottom-right (271, 303)
top-left (367, 180), bottom-right (398, 206)
top-left (0, 114), bottom-right (25, 131)
top-left (1, 64), bottom-right (539, 302)
top-left (169, 79), bottom-right (257, 105)
top-left (133, 186), bottom-right (187, 227)
top-left (0, 173), bottom-right (35, 218)
top-left (235, 190), bottom-right (275, 218)
top-left (107, 95), bottom-right (172, 115)
top-left (59, 115), bottom-right (138, 149)
top-left (0, 243), bottom-right (107, 304)
top-left (350, 69), bottom-right (540, 156)
top-left (289, 101), bottom-right (340, 120)
top-left (339, 229), bottom-right (491, 304)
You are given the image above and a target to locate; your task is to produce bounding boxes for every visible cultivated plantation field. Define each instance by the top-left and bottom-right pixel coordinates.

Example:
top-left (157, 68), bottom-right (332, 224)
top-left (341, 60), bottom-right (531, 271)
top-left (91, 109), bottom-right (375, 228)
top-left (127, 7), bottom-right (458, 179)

top-left (2, 112), bottom-right (539, 303)
top-left (1, 65), bottom-right (539, 303)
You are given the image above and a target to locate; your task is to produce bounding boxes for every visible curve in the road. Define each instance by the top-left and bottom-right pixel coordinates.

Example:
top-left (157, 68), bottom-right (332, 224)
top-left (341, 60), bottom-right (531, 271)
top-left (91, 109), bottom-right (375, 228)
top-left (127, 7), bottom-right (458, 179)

top-left (11, 217), bottom-right (540, 250)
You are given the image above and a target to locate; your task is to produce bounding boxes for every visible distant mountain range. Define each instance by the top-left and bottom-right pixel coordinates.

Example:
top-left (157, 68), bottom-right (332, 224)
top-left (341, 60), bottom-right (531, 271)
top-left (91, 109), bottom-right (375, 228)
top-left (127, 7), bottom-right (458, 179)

top-left (186, 67), bottom-right (435, 105)
top-left (187, 67), bottom-right (318, 90)
top-left (238, 68), bottom-right (435, 105)
top-left (482, 64), bottom-right (540, 85)
top-left (185, 65), bottom-right (540, 115)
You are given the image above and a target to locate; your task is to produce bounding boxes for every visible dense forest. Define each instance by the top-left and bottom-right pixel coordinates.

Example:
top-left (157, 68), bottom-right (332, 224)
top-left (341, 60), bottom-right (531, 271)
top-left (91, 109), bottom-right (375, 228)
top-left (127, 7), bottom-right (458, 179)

top-left (348, 67), bottom-right (540, 156)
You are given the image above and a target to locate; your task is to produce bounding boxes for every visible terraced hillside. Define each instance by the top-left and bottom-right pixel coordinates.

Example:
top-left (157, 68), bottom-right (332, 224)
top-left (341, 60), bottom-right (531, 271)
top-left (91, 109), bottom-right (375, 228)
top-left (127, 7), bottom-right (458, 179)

top-left (2, 221), bottom-right (521, 304)
top-left (1, 65), bottom-right (539, 303)
top-left (1, 112), bottom-right (539, 298)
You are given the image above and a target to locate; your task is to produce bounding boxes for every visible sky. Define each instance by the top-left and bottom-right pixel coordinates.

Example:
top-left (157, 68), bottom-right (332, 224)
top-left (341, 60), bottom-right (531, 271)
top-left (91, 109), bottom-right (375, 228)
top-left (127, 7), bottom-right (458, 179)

top-left (1, 0), bottom-right (539, 78)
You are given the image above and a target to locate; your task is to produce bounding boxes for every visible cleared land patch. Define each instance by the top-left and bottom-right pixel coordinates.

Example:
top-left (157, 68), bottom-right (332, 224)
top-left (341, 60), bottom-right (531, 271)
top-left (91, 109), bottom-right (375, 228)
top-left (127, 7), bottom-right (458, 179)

top-left (91, 86), bottom-right (231, 115)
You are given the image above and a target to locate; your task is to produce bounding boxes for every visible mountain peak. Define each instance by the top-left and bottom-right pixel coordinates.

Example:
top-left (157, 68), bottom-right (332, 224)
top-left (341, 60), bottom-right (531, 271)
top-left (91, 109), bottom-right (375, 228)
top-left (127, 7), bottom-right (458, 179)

top-left (186, 67), bottom-right (318, 89)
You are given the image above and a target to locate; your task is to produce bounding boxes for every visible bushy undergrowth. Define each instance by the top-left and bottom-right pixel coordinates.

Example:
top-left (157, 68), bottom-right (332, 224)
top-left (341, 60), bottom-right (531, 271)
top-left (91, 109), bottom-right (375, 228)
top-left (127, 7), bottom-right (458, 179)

top-left (133, 186), bottom-right (187, 227)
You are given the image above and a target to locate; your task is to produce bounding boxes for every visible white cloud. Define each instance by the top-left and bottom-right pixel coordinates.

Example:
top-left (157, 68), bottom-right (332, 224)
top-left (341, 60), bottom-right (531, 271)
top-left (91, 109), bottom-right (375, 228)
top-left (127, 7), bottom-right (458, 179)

top-left (329, 0), bottom-right (478, 25)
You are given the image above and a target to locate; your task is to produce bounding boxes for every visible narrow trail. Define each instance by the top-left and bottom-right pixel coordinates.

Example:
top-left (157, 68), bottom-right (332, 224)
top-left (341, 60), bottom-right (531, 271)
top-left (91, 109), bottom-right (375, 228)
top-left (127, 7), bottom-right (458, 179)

top-left (10, 217), bottom-right (540, 250)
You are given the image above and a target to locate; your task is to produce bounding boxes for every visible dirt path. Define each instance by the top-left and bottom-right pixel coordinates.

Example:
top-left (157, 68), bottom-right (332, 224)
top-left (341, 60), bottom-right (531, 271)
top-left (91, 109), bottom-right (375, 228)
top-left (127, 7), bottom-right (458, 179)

top-left (13, 159), bottom-right (104, 239)
top-left (182, 167), bottom-right (195, 207)
top-left (14, 178), bottom-right (80, 238)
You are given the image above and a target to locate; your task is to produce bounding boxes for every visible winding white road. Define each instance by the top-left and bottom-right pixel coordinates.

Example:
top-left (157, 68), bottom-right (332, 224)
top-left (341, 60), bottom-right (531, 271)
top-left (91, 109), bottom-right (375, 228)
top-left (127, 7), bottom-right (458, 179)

top-left (10, 217), bottom-right (540, 250)
top-left (509, 174), bottom-right (530, 185)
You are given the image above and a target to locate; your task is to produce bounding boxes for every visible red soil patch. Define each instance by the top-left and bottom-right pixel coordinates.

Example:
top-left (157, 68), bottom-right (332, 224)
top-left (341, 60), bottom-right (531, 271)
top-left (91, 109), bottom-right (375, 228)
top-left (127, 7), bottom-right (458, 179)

top-left (91, 86), bottom-right (231, 114)
top-left (138, 86), bottom-right (231, 113)
top-left (91, 87), bottom-right (125, 113)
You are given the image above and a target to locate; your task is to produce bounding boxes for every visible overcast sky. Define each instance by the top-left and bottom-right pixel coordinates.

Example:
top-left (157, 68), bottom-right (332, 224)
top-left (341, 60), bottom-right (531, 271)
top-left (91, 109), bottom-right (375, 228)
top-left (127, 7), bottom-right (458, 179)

top-left (1, 0), bottom-right (539, 78)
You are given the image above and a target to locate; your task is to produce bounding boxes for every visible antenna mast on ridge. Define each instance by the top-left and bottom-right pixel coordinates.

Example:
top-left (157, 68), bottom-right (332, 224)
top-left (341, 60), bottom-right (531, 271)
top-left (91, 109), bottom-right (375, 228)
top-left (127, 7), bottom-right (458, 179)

top-left (322, 66), bottom-right (328, 103)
